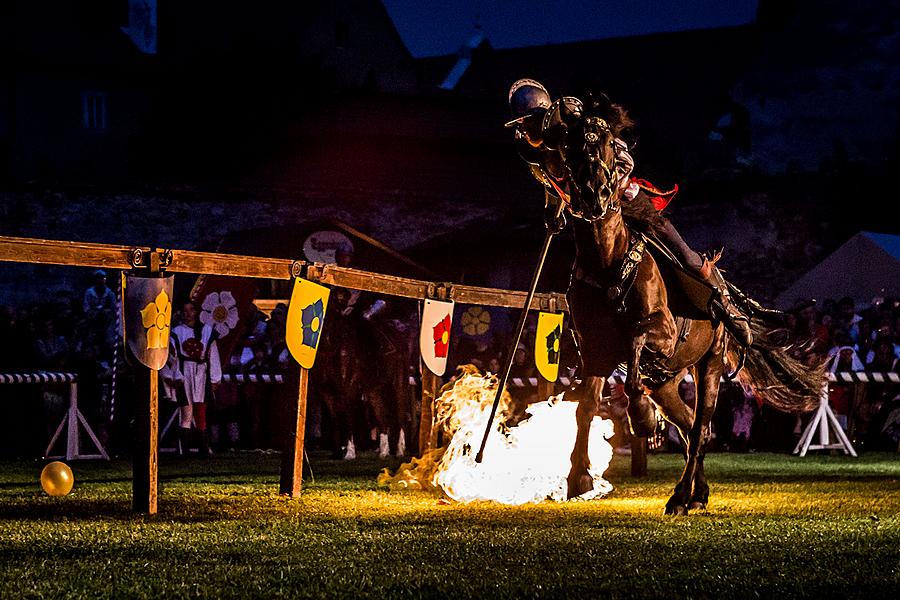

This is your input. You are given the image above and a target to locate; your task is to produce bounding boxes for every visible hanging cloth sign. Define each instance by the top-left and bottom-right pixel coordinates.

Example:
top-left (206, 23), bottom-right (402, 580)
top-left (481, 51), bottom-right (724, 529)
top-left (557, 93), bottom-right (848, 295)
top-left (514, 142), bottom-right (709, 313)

top-left (122, 272), bottom-right (175, 370)
top-left (285, 277), bottom-right (330, 369)
top-left (420, 299), bottom-right (454, 376)
top-left (535, 311), bottom-right (564, 383)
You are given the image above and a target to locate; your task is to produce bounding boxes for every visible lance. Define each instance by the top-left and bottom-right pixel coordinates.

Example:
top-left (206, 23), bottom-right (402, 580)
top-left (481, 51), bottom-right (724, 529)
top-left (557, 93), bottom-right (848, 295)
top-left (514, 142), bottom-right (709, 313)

top-left (475, 198), bottom-right (565, 463)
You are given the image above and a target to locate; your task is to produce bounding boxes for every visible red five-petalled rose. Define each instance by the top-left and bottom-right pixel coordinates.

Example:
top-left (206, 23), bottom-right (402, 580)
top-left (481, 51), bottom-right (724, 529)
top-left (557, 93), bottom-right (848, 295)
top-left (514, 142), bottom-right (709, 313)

top-left (432, 314), bottom-right (452, 358)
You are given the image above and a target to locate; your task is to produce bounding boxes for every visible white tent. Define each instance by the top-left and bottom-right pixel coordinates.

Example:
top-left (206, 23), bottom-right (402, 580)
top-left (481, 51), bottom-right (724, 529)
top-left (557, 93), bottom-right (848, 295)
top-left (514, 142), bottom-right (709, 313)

top-left (774, 231), bottom-right (900, 310)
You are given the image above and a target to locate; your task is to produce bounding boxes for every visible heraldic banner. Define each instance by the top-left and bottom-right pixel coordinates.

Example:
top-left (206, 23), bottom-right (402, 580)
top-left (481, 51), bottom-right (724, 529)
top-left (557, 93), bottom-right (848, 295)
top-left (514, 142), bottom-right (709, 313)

top-left (123, 273), bottom-right (175, 370)
top-left (534, 311), bottom-right (564, 383)
top-left (419, 298), bottom-right (454, 376)
top-left (285, 277), bottom-right (330, 369)
top-left (190, 274), bottom-right (258, 366)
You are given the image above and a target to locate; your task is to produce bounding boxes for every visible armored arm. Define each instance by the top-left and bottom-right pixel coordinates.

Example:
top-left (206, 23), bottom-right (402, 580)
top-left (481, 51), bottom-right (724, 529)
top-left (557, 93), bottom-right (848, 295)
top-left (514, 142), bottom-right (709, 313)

top-left (543, 188), bottom-right (567, 234)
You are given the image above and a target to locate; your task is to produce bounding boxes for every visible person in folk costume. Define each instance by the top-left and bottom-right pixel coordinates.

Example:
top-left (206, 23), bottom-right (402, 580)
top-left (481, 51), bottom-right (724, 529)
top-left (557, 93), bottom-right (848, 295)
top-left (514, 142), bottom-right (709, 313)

top-left (506, 79), bottom-right (756, 347)
top-left (169, 300), bottom-right (222, 456)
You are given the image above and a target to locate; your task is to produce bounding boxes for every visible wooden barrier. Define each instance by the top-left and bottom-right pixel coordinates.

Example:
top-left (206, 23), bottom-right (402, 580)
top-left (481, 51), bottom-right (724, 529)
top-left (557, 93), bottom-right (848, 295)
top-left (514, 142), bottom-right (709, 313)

top-left (0, 235), bottom-right (569, 511)
top-left (8, 234), bottom-right (870, 503)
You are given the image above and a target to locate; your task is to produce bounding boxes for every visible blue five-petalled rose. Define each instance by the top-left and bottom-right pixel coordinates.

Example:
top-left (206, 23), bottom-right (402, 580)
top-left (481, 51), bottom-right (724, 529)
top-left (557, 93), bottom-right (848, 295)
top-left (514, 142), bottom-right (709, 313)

top-left (301, 299), bottom-right (325, 348)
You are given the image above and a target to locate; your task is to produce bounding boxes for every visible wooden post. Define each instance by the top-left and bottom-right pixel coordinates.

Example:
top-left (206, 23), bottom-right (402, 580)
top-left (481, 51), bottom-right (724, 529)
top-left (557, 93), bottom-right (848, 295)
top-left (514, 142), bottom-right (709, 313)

top-left (133, 368), bottom-right (159, 514)
top-left (419, 368), bottom-right (441, 454)
top-left (536, 378), bottom-right (555, 403)
top-left (280, 365), bottom-right (309, 497)
top-left (631, 436), bottom-right (648, 477)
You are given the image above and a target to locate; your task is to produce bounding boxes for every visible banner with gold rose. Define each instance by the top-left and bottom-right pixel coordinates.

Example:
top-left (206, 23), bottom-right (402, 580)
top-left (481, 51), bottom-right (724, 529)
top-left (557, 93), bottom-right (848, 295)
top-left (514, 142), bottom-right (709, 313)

top-left (534, 311), bottom-right (564, 383)
top-left (285, 277), bottom-right (330, 369)
top-left (122, 273), bottom-right (175, 370)
top-left (419, 298), bottom-right (454, 376)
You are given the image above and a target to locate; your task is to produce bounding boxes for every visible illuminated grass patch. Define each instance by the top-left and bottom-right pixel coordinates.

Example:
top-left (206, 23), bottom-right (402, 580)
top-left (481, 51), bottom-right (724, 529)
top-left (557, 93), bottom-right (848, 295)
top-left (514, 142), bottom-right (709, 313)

top-left (1, 452), bottom-right (898, 598)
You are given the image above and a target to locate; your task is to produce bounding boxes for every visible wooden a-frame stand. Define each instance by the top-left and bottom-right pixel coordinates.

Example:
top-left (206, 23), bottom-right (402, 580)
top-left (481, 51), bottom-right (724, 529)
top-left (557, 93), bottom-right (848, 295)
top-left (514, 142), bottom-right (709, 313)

top-left (45, 382), bottom-right (110, 461)
top-left (793, 385), bottom-right (857, 457)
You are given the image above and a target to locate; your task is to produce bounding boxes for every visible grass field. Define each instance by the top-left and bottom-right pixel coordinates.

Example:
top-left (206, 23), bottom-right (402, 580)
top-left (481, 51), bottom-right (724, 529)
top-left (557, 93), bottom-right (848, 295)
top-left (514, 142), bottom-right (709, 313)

top-left (1, 450), bottom-right (899, 599)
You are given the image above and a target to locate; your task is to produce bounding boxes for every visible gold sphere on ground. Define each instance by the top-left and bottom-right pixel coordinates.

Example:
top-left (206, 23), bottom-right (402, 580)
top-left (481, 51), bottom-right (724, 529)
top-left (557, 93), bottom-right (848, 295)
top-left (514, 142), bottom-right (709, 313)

top-left (40, 461), bottom-right (74, 496)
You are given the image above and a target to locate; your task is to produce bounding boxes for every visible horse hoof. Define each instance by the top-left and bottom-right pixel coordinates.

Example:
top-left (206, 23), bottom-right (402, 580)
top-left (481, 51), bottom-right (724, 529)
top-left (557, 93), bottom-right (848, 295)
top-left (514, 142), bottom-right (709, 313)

top-left (688, 501), bottom-right (707, 512)
top-left (567, 474), bottom-right (594, 499)
top-left (665, 504), bottom-right (688, 516)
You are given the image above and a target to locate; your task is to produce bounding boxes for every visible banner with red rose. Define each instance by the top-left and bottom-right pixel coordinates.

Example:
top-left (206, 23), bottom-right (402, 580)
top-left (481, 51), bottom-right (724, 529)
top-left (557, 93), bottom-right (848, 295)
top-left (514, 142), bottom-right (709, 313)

top-left (420, 298), bottom-right (454, 376)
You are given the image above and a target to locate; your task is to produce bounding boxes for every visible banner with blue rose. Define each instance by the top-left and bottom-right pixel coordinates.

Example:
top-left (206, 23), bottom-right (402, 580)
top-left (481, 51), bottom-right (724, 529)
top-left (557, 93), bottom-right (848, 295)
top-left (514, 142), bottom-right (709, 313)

top-left (285, 277), bottom-right (331, 369)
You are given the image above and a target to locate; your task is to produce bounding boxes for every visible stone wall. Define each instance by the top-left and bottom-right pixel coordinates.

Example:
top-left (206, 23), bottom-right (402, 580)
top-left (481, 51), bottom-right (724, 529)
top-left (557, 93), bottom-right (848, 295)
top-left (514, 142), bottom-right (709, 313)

top-left (0, 186), bottom-right (495, 305)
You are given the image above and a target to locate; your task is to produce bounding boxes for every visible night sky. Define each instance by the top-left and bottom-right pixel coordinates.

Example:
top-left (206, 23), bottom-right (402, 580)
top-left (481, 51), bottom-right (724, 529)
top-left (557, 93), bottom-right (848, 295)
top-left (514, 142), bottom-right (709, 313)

top-left (382, 0), bottom-right (759, 57)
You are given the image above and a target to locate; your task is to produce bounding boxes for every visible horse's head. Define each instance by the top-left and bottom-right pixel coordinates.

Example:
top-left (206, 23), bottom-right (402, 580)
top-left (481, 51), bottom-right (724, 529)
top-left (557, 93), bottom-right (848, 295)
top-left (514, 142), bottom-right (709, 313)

top-left (547, 93), bottom-right (634, 221)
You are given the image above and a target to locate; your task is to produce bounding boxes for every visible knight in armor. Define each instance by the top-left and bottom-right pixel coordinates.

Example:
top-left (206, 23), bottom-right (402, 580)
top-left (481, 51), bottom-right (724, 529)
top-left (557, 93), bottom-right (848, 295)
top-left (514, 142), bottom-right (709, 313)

top-left (506, 78), bottom-right (756, 347)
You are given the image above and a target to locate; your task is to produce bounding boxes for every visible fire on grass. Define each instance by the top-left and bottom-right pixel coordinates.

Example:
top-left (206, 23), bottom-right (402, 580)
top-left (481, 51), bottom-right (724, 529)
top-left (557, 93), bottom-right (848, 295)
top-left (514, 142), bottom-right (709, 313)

top-left (379, 366), bottom-right (614, 504)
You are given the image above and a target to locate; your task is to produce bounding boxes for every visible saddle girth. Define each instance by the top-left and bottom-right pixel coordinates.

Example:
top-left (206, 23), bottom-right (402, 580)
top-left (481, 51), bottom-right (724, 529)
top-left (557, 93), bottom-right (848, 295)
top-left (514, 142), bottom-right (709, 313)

top-left (575, 233), bottom-right (647, 314)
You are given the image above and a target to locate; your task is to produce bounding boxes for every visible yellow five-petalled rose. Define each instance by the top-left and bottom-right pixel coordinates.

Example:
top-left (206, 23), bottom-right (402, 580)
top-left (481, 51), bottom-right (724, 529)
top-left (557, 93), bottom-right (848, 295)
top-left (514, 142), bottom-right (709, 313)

top-left (140, 290), bottom-right (172, 350)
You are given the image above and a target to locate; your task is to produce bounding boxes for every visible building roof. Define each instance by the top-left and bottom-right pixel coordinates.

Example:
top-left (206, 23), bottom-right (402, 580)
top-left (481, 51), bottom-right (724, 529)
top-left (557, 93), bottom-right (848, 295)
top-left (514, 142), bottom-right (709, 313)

top-left (773, 231), bottom-right (900, 310)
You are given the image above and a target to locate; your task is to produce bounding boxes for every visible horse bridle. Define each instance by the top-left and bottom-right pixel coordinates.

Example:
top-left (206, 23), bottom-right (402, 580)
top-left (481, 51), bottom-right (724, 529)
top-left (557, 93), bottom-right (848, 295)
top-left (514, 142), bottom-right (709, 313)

top-left (562, 114), bottom-right (624, 222)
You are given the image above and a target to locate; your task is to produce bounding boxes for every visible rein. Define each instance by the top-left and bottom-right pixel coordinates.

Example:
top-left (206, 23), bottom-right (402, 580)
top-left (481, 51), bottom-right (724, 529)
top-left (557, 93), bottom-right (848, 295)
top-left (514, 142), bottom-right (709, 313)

top-left (564, 116), bottom-right (623, 222)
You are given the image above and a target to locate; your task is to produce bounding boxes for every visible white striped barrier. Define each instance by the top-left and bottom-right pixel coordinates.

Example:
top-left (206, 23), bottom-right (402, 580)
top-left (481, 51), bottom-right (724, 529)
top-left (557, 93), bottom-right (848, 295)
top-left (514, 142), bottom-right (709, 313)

top-left (0, 372), bottom-right (77, 384)
top-left (0, 371), bottom-right (109, 461)
top-left (221, 373), bottom-right (285, 384)
top-left (214, 372), bottom-right (900, 387)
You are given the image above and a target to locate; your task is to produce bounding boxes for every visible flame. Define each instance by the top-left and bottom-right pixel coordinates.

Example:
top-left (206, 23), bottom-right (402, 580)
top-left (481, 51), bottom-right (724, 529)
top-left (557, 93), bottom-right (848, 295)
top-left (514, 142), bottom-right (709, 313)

top-left (380, 370), bottom-right (614, 505)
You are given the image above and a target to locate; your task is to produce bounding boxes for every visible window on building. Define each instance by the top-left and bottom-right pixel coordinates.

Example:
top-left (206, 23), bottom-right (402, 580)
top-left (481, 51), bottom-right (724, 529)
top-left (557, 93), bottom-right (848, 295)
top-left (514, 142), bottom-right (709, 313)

top-left (335, 20), bottom-right (349, 48)
top-left (82, 92), bottom-right (108, 130)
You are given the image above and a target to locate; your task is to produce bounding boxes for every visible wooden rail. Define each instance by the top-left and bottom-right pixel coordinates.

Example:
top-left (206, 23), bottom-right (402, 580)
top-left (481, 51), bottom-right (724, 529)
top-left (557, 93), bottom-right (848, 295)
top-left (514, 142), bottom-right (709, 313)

top-left (1, 234), bottom-right (572, 513)
top-left (1, 235), bottom-right (568, 311)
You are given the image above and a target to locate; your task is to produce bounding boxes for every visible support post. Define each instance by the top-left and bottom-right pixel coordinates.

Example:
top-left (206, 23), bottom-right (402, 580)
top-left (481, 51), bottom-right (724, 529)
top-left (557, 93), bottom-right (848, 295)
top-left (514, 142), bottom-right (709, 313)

top-left (280, 365), bottom-right (309, 496)
top-left (133, 368), bottom-right (159, 514)
top-left (419, 369), bottom-right (441, 454)
top-left (631, 436), bottom-right (648, 477)
top-left (536, 378), bottom-right (555, 403)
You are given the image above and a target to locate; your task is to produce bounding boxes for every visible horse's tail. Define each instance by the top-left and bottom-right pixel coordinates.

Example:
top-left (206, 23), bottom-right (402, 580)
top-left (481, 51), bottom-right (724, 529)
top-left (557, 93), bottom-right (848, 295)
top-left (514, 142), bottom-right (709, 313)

top-left (731, 319), bottom-right (827, 412)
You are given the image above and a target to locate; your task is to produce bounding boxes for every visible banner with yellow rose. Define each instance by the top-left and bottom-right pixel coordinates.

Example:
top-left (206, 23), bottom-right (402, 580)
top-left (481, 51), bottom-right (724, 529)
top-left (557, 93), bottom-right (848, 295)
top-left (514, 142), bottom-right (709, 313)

top-left (122, 273), bottom-right (175, 370)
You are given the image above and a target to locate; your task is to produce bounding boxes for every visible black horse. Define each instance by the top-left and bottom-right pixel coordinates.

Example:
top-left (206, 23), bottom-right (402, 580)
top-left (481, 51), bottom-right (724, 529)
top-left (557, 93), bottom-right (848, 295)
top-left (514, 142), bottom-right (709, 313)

top-left (312, 288), bottom-right (416, 459)
top-left (539, 94), bottom-right (825, 514)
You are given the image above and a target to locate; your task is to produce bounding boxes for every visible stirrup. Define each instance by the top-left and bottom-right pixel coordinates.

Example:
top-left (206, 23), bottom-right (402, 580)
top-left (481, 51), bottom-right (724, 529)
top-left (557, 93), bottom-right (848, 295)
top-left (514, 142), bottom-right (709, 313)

top-left (721, 307), bottom-right (753, 347)
top-left (726, 281), bottom-right (787, 326)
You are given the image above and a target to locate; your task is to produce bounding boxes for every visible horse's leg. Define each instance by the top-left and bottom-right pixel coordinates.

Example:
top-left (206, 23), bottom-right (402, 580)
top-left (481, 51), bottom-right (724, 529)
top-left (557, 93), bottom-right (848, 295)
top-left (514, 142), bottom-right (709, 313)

top-left (318, 387), bottom-right (350, 460)
top-left (664, 336), bottom-right (726, 514)
top-left (365, 385), bottom-right (393, 459)
top-left (389, 367), bottom-right (413, 457)
top-left (567, 375), bottom-right (605, 499)
top-left (625, 311), bottom-right (677, 436)
top-left (649, 377), bottom-right (693, 453)
top-left (688, 344), bottom-right (726, 511)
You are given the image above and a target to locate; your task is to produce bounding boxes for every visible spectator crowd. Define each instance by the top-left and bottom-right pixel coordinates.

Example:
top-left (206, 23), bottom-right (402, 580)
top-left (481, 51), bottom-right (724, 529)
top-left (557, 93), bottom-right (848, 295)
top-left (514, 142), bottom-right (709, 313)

top-left (1, 267), bottom-right (898, 459)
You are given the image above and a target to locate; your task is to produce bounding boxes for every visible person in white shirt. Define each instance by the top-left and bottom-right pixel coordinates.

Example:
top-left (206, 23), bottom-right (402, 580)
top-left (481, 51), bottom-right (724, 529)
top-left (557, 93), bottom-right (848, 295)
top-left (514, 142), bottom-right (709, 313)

top-left (169, 301), bottom-right (221, 456)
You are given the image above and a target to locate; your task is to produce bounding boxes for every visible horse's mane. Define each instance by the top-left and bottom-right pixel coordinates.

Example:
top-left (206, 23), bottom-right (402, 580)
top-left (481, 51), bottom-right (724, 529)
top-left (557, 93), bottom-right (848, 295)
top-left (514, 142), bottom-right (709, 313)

top-left (579, 92), bottom-right (668, 236)
top-left (583, 92), bottom-right (634, 138)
